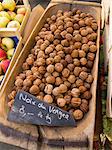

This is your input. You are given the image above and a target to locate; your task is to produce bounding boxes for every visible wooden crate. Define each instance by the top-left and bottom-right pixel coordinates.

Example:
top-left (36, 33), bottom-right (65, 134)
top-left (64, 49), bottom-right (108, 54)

top-left (0, 31), bottom-right (22, 91)
top-left (0, 0), bottom-right (101, 149)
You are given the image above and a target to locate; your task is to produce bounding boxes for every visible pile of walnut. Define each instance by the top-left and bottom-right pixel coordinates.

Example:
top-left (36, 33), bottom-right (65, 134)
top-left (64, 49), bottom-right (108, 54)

top-left (8, 9), bottom-right (98, 121)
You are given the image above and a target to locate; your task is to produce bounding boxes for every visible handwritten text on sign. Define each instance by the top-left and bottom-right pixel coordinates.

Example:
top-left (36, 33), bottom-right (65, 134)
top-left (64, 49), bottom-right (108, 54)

top-left (8, 91), bottom-right (76, 126)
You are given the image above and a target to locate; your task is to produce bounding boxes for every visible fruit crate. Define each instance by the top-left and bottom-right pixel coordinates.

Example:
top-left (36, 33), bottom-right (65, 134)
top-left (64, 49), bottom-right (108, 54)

top-left (0, 0), bottom-right (101, 150)
top-left (0, 31), bottom-right (22, 90)
top-left (0, 0), bottom-right (31, 36)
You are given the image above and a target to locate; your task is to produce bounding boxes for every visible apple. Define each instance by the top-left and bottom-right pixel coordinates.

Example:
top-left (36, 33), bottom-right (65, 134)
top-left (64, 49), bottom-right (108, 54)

top-left (0, 11), bottom-right (11, 20)
top-left (0, 49), bottom-right (7, 60)
top-left (0, 2), bottom-right (3, 11)
top-left (2, 0), bottom-right (16, 11)
top-left (14, 14), bottom-right (24, 24)
top-left (17, 7), bottom-right (26, 15)
top-left (0, 17), bottom-right (9, 28)
top-left (7, 48), bottom-right (15, 59)
top-left (0, 59), bottom-right (10, 73)
top-left (8, 11), bottom-right (16, 20)
top-left (7, 20), bottom-right (20, 29)
top-left (1, 38), bottom-right (14, 51)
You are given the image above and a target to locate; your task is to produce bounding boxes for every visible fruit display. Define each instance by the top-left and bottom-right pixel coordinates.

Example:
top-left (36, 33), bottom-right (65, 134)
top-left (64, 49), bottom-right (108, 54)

top-left (0, 36), bottom-right (18, 83)
top-left (8, 9), bottom-right (98, 121)
top-left (0, 0), bottom-right (26, 29)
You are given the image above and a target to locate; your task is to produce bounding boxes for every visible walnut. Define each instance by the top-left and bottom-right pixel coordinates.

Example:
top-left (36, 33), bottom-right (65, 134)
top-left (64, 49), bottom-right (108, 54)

top-left (87, 60), bottom-right (93, 68)
top-left (71, 88), bottom-right (80, 97)
top-left (15, 78), bottom-right (23, 87)
top-left (45, 46), bottom-right (53, 54)
top-left (33, 79), bottom-right (41, 86)
top-left (27, 75), bottom-right (35, 81)
top-left (73, 30), bottom-right (79, 36)
top-left (29, 85), bottom-right (40, 95)
top-left (46, 58), bottom-right (54, 65)
top-left (55, 63), bottom-right (63, 72)
top-left (80, 58), bottom-right (87, 66)
top-left (73, 109), bottom-right (83, 120)
top-left (71, 50), bottom-right (78, 58)
top-left (61, 30), bottom-right (67, 38)
top-left (46, 75), bottom-right (55, 84)
top-left (82, 91), bottom-right (92, 100)
top-left (22, 62), bottom-right (29, 70)
top-left (38, 66), bottom-right (46, 74)
top-left (79, 20), bottom-right (85, 27)
top-left (50, 24), bottom-right (57, 32)
top-left (81, 44), bottom-right (89, 52)
top-left (61, 39), bottom-right (69, 47)
top-left (91, 23), bottom-right (97, 30)
top-left (86, 74), bottom-right (93, 83)
top-left (47, 64), bottom-right (54, 73)
top-left (53, 39), bottom-right (60, 46)
top-left (68, 75), bottom-right (76, 83)
top-left (80, 29), bottom-right (88, 36)
top-left (57, 51), bottom-right (65, 58)
top-left (80, 103), bottom-right (89, 113)
top-left (84, 82), bottom-right (90, 89)
top-left (51, 15), bottom-right (57, 21)
top-left (78, 50), bottom-right (86, 58)
top-left (73, 23), bottom-right (80, 30)
top-left (57, 98), bottom-right (66, 107)
top-left (74, 42), bottom-right (82, 49)
top-left (65, 55), bottom-right (73, 63)
top-left (67, 64), bottom-right (74, 71)
top-left (60, 59), bottom-right (67, 67)
top-left (87, 53), bottom-right (95, 61)
top-left (55, 77), bottom-right (63, 86)
top-left (49, 51), bottom-right (57, 58)
top-left (45, 34), bottom-right (54, 42)
top-left (36, 58), bottom-right (46, 66)
top-left (79, 71), bottom-right (88, 80)
top-left (36, 95), bottom-right (44, 100)
top-left (17, 73), bottom-right (26, 80)
top-left (66, 27), bottom-right (74, 33)
top-left (80, 13), bottom-right (86, 18)
top-left (8, 91), bottom-right (16, 100)
top-left (64, 81), bottom-right (71, 88)
top-left (76, 79), bottom-right (83, 87)
top-left (81, 67), bottom-right (87, 72)
top-left (74, 59), bottom-right (80, 66)
top-left (64, 95), bottom-right (71, 104)
top-left (58, 25), bottom-right (64, 31)
top-left (52, 87), bottom-right (60, 96)
top-left (59, 84), bottom-right (67, 93)
top-left (89, 45), bottom-right (97, 53)
top-left (74, 67), bottom-right (82, 76)
top-left (79, 85), bottom-right (87, 93)
top-left (71, 98), bottom-right (81, 107)
top-left (55, 44), bottom-right (63, 51)
top-left (82, 37), bottom-right (88, 44)
top-left (43, 95), bottom-right (53, 104)
top-left (52, 71), bottom-right (59, 77)
top-left (23, 79), bottom-right (32, 87)
top-left (54, 55), bottom-right (61, 63)
top-left (62, 68), bottom-right (70, 78)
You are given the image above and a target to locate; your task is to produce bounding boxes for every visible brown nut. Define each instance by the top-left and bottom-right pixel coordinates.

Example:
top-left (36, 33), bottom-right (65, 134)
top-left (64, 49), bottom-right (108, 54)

top-left (82, 91), bottom-right (92, 100)
top-left (45, 34), bottom-right (54, 42)
top-left (65, 55), bottom-right (73, 63)
top-left (36, 95), bottom-right (44, 100)
top-left (73, 23), bottom-right (80, 30)
top-left (33, 79), bottom-right (41, 86)
top-left (82, 99), bottom-right (89, 105)
top-left (67, 27), bottom-right (74, 33)
top-left (8, 91), bottom-right (16, 100)
top-left (29, 85), bottom-right (40, 95)
top-left (86, 27), bottom-right (93, 34)
top-left (81, 44), bottom-right (89, 52)
top-left (64, 95), bottom-right (71, 104)
top-left (84, 82), bottom-right (90, 89)
top-left (53, 39), bottom-right (60, 46)
top-left (73, 109), bottom-right (83, 120)
top-left (54, 55), bottom-right (61, 63)
top-left (47, 64), bottom-right (54, 73)
top-left (73, 30), bottom-right (79, 36)
top-left (23, 79), bottom-right (32, 87)
top-left (74, 42), bottom-right (82, 49)
top-left (71, 50), bottom-right (78, 58)
top-left (46, 76), bottom-right (55, 84)
top-left (87, 52), bottom-right (95, 61)
top-left (55, 63), bottom-right (63, 72)
top-left (74, 34), bottom-right (82, 42)
top-left (87, 60), bottom-right (93, 68)
top-left (60, 59), bottom-right (67, 67)
top-left (74, 67), bottom-right (82, 76)
top-left (78, 50), bottom-right (86, 58)
top-left (45, 46), bottom-right (53, 54)
top-left (43, 95), bottom-right (53, 104)
top-left (57, 98), bottom-right (66, 107)
top-left (55, 77), bottom-right (63, 86)
top-left (52, 87), bottom-right (60, 96)
top-left (78, 20), bottom-right (85, 27)
top-left (79, 71), bottom-right (88, 80)
top-left (60, 30), bottom-right (67, 38)
top-left (79, 85), bottom-right (87, 93)
top-left (38, 66), bottom-right (46, 74)
top-left (82, 37), bottom-right (88, 44)
top-left (44, 84), bottom-right (53, 94)
top-left (36, 58), bottom-right (46, 66)
top-left (64, 81), bottom-right (71, 88)
top-left (81, 67), bottom-right (88, 72)
top-left (80, 29), bottom-right (88, 36)
top-left (76, 79), bottom-right (83, 87)
top-left (71, 88), bottom-right (80, 97)
top-left (26, 57), bottom-right (34, 65)
top-left (22, 62), bottom-right (29, 70)
top-left (15, 78), bottom-right (23, 87)
top-left (65, 33), bottom-right (73, 41)
top-left (89, 45), bottom-right (97, 53)
top-left (71, 98), bottom-right (81, 107)
top-left (50, 24), bottom-right (57, 32)
top-left (74, 59), bottom-right (80, 66)
top-left (46, 58), bottom-right (54, 65)
top-left (68, 75), bottom-right (76, 83)
top-left (80, 58), bottom-right (87, 66)
top-left (55, 44), bottom-right (63, 51)
top-left (67, 64), bottom-right (74, 71)
top-left (59, 84), bottom-right (68, 93)
top-left (86, 74), bottom-right (93, 83)
top-left (91, 23), bottom-right (97, 30)
top-left (61, 39), bottom-right (69, 47)
top-left (57, 51), bottom-right (65, 58)
top-left (62, 68), bottom-right (70, 78)
top-left (52, 71), bottom-right (59, 77)
top-left (39, 83), bottom-right (45, 91)
top-left (80, 103), bottom-right (89, 113)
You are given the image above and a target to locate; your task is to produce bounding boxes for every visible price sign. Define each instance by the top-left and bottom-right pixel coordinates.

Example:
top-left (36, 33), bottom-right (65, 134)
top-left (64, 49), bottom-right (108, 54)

top-left (8, 91), bottom-right (76, 127)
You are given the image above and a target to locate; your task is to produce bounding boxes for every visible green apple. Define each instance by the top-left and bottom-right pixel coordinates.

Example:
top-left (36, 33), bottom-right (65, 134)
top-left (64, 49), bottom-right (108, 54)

top-left (0, 2), bottom-right (3, 11)
top-left (8, 11), bottom-right (16, 20)
top-left (7, 48), bottom-right (15, 59)
top-left (0, 11), bottom-right (11, 20)
top-left (2, 0), bottom-right (16, 11)
top-left (1, 38), bottom-right (14, 51)
top-left (17, 7), bottom-right (26, 15)
top-left (7, 20), bottom-right (20, 29)
top-left (0, 17), bottom-right (9, 28)
top-left (14, 14), bottom-right (24, 24)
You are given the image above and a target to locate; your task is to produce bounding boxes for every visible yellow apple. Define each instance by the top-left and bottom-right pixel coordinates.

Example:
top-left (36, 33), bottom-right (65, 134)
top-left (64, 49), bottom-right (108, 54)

top-left (0, 17), bottom-right (9, 28)
top-left (2, 0), bottom-right (16, 11)
top-left (8, 11), bottom-right (16, 20)
top-left (2, 37), bottom-right (14, 50)
top-left (7, 20), bottom-right (20, 29)
top-left (17, 7), bottom-right (26, 15)
top-left (0, 2), bottom-right (3, 11)
top-left (14, 14), bottom-right (24, 23)
top-left (0, 11), bottom-right (11, 20)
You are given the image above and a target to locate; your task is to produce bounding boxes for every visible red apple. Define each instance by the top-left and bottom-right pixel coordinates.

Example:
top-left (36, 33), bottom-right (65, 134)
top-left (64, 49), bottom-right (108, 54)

top-left (0, 59), bottom-right (10, 73)
top-left (0, 49), bottom-right (7, 61)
